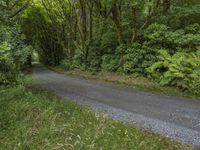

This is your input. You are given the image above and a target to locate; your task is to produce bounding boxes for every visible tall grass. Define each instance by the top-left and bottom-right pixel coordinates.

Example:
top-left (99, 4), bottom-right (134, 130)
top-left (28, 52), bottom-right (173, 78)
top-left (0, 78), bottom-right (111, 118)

top-left (0, 79), bottom-right (193, 150)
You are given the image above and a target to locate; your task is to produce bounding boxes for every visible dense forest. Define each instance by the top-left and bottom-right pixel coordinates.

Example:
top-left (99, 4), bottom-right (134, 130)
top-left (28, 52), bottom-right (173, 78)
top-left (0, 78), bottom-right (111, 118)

top-left (1, 0), bottom-right (200, 95)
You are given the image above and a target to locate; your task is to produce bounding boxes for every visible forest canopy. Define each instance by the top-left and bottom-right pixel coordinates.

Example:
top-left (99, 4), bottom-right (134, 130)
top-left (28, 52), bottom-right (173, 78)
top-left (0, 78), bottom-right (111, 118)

top-left (1, 0), bottom-right (200, 94)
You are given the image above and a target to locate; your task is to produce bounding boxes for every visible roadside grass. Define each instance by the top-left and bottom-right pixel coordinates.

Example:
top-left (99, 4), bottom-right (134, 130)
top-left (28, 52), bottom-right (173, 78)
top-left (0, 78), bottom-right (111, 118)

top-left (0, 77), bottom-right (194, 150)
top-left (50, 67), bottom-right (200, 100)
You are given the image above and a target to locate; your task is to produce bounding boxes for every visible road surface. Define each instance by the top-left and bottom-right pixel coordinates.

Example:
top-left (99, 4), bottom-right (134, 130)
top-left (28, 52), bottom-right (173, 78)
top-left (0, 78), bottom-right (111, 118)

top-left (33, 64), bottom-right (200, 147)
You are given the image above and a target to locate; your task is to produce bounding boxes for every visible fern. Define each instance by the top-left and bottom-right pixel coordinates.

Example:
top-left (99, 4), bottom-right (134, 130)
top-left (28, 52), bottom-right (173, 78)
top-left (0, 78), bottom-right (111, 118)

top-left (148, 50), bottom-right (200, 94)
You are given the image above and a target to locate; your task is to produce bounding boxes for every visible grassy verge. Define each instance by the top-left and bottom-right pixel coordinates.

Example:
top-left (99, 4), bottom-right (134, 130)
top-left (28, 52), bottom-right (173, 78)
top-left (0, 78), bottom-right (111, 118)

top-left (0, 76), bottom-right (194, 150)
top-left (50, 67), bottom-right (200, 100)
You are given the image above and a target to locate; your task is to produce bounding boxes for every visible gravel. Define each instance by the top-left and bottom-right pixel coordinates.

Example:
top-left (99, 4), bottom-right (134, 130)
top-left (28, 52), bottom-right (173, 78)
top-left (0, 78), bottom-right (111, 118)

top-left (33, 65), bottom-right (200, 147)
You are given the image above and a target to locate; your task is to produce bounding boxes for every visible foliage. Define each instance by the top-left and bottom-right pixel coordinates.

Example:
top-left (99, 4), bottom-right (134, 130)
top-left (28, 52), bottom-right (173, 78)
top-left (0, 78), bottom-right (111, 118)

top-left (168, 3), bottom-right (200, 29)
top-left (0, 42), bottom-right (19, 85)
top-left (123, 43), bottom-right (158, 75)
top-left (60, 59), bottom-right (71, 71)
top-left (0, 25), bottom-right (32, 85)
top-left (101, 55), bottom-right (121, 72)
top-left (3, 0), bottom-right (198, 95)
top-left (144, 23), bottom-right (169, 47)
top-left (144, 23), bottom-right (200, 52)
top-left (100, 31), bottom-right (119, 54)
top-left (148, 50), bottom-right (200, 94)
top-left (87, 43), bottom-right (103, 72)
top-left (60, 51), bottom-right (85, 71)
top-left (165, 26), bottom-right (200, 49)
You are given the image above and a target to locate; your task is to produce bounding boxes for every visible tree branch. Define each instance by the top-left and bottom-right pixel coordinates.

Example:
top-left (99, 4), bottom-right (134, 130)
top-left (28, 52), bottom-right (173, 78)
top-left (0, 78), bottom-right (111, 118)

top-left (10, 1), bottom-right (30, 18)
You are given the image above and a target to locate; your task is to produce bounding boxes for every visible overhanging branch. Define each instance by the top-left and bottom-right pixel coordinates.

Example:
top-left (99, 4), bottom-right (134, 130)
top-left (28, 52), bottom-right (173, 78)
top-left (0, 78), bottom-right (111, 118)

top-left (10, 1), bottom-right (30, 18)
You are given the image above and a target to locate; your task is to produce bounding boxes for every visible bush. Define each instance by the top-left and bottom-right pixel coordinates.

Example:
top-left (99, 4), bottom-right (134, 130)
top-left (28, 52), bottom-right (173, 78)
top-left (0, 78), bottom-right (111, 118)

top-left (148, 50), bottom-right (200, 94)
top-left (144, 23), bottom-right (169, 47)
top-left (144, 23), bottom-right (200, 54)
top-left (71, 51), bottom-right (85, 70)
top-left (60, 59), bottom-right (71, 71)
top-left (0, 26), bottom-right (33, 85)
top-left (87, 41), bottom-right (103, 72)
top-left (123, 43), bottom-right (158, 75)
top-left (60, 51), bottom-right (85, 71)
top-left (101, 55), bottom-right (120, 72)
top-left (165, 30), bottom-right (200, 49)
top-left (100, 30), bottom-right (118, 54)
top-left (0, 42), bottom-right (20, 85)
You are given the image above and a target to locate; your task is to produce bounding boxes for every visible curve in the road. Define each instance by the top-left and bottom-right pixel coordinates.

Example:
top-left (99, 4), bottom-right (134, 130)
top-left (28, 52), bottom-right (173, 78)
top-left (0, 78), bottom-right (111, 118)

top-left (33, 65), bottom-right (200, 147)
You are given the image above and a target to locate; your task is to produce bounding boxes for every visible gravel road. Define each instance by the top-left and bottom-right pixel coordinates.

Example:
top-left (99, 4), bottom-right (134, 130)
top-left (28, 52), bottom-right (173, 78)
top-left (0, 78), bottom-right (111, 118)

top-left (33, 64), bottom-right (200, 147)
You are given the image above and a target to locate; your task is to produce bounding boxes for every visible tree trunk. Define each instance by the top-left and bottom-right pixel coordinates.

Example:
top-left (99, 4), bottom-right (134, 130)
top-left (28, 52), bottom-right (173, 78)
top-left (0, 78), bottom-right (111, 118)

top-left (79, 0), bottom-right (88, 68)
top-left (111, 3), bottom-right (123, 45)
top-left (131, 6), bottom-right (138, 43)
top-left (163, 0), bottom-right (171, 14)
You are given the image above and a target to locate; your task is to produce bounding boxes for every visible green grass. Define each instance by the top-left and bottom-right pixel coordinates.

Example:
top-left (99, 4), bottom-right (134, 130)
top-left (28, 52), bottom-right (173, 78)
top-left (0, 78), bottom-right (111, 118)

top-left (49, 67), bottom-right (200, 100)
top-left (0, 77), bottom-right (194, 150)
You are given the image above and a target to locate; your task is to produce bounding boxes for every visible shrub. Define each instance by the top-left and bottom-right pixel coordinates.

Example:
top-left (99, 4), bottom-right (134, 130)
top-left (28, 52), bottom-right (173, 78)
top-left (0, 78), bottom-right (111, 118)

top-left (71, 51), bottom-right (85, 70)
top-left (123, 43), bottom-right (158, 75)
top-left (100, 30), bottom-right (118, 54)
top-left (144, 23), bottom-right (169, 47)
top-left (0, 42), bottom-right (20, 85)
top-left (101, 55), bottom-right (120, 72)
top-left (60, 59), bottom-right (71, 71)
top-left (144, 23), bottom-right (200, 54)
top-left (165, 29), bottom-right (200, 49)
top-left (148, 50), bottom-right (200, 94)
top-left (0, 26), bottom-right (33, 85)
top-left (185, 23), bottom-right (200, 34)
top-left (87, 41), bottom-right (103, 72)
top-left (60, 51), bottom-right (85, 71)
top-left (87, 54), bottom-right (102, 72)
